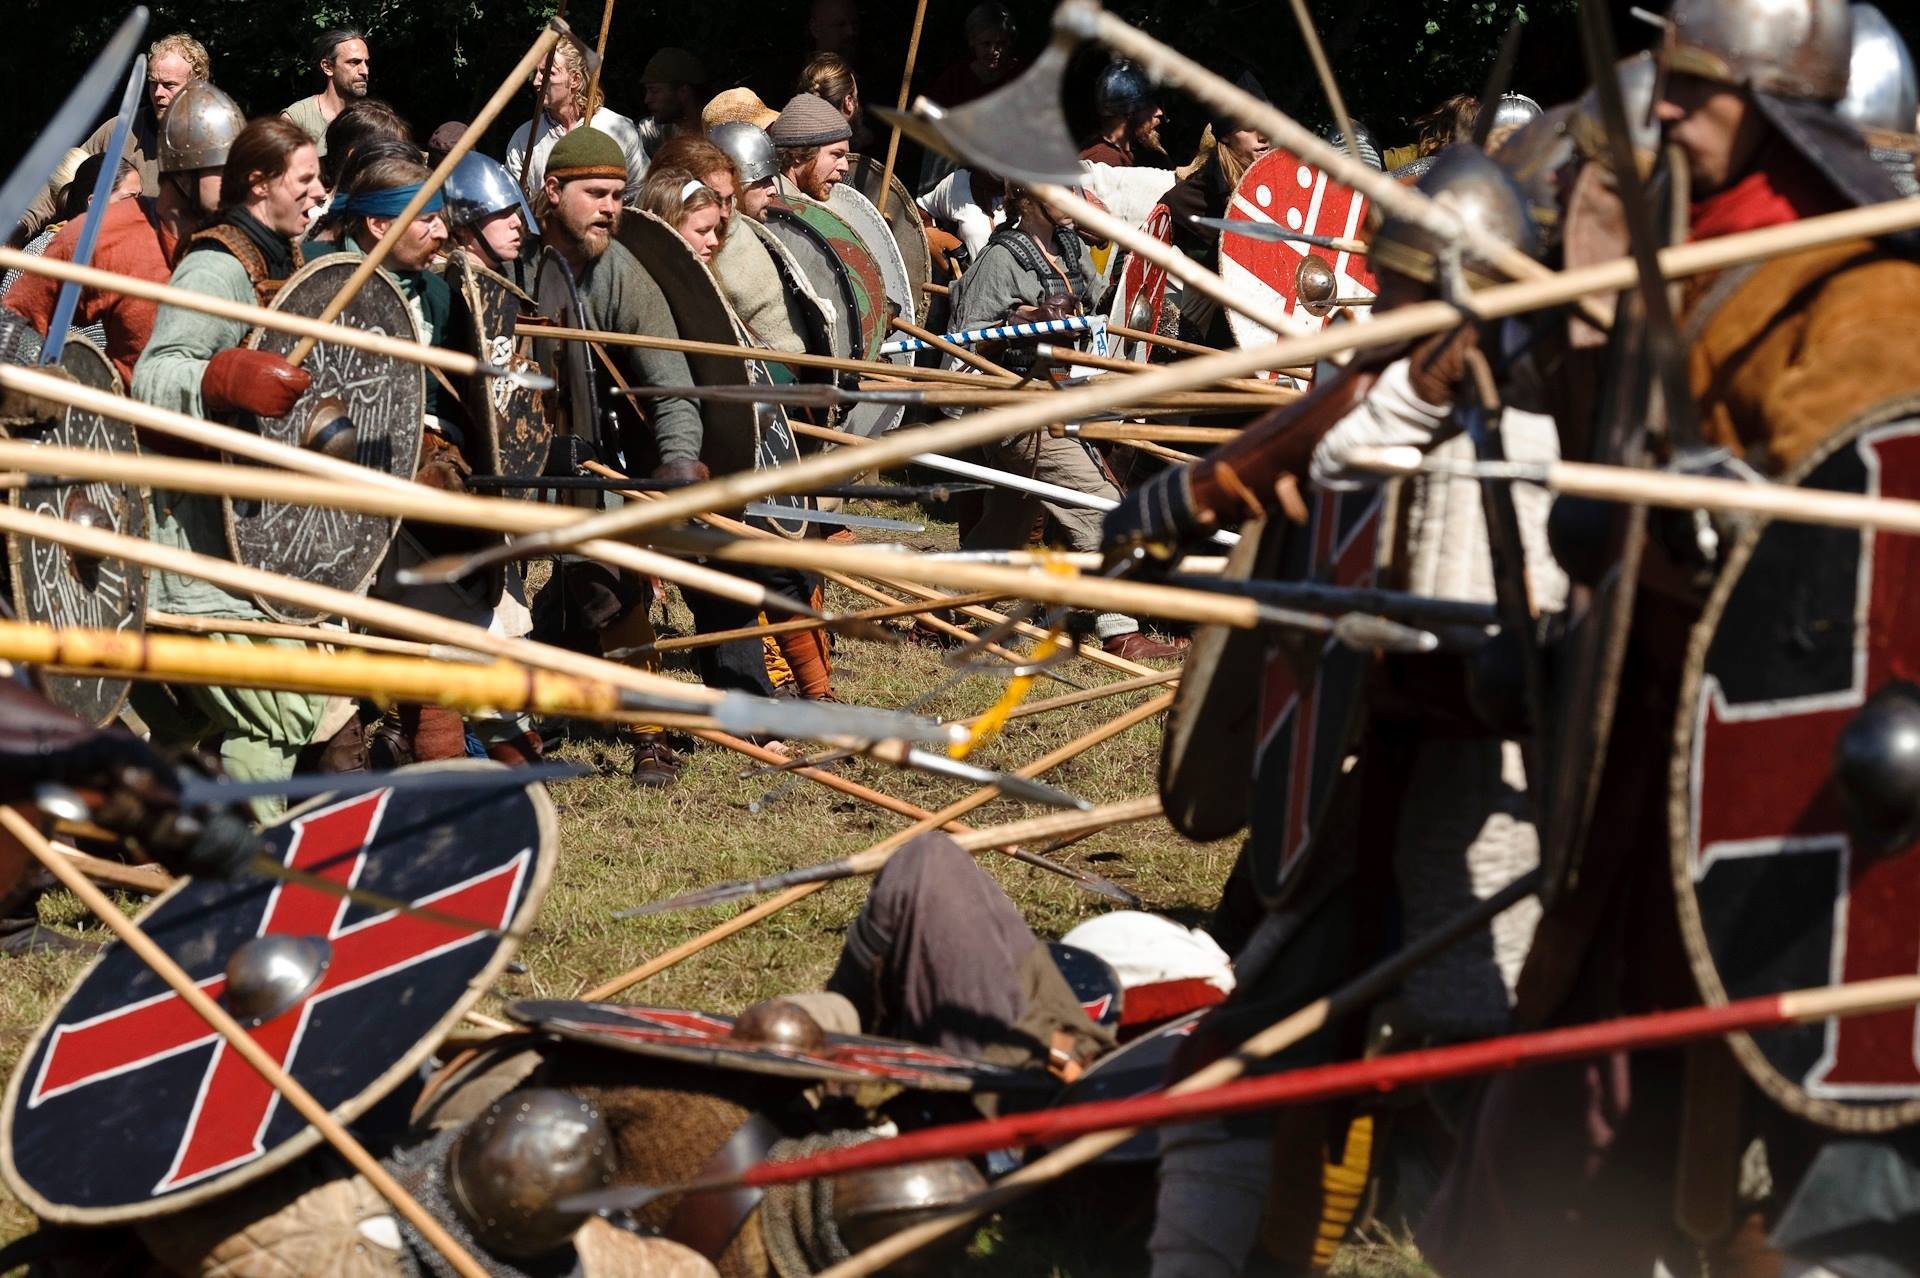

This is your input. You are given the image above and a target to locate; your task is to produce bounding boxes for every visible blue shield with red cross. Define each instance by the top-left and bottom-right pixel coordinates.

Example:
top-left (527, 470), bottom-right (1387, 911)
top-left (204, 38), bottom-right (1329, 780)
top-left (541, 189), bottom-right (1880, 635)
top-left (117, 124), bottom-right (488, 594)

top-left (1673, 406), bottom-right (1920, 1131)
top-left (1246, 485), bottom-right (1383, 905)
top-left (1, 762), bottom-right (554, 1221)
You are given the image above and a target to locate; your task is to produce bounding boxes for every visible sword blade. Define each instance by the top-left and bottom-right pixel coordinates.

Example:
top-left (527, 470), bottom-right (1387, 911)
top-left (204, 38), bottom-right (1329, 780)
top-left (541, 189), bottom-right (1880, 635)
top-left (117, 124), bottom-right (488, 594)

top-left (40, 52), bottom-right (146, 365)
top-left (177, 760), bottom-right (590, 807)
top-left (0, 8), bottom-right (149, 241)
top-left (1184, 216), bottom-right (1366, 254)
top-left (740, 504), bottom-right (923, 532)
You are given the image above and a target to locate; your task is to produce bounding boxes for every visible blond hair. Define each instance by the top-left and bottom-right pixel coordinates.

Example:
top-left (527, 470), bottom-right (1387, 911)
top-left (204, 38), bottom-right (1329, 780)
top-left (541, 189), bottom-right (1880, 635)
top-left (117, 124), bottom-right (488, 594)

top-left (641, 166), bottom-right (728, 248)
top-left (535, 40), bottom-right (590, 117)
top-left (150, 32), bottom-right (211, 81)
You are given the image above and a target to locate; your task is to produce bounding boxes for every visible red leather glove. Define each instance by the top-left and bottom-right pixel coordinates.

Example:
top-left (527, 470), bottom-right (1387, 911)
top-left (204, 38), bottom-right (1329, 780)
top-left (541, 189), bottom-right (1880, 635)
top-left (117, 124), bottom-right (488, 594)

top-left (201, 348), bottom-right (311, 418)
top-left (651, 457), bottom-right (710, 485)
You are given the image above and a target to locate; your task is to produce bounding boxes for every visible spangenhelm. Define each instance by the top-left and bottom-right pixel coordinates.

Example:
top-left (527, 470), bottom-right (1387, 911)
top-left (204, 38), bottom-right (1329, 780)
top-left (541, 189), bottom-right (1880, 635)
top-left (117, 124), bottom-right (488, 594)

top-left (710, 121), bottom-right (777, 185)
top-left (1094, 60), bottom-right (1156, 121)
top-left (1838, 3), bottom-right (1918, 133)
top-left (157, 79), bottom-right (246, 174)
top-left (1663, 0), bottom-right (1853, 103)
top-left (445, 1088), bottom-right (615, 1259)
top-left (1370, 144), bottom-right (1542, 291)
top-left (443, 151), bottom-right (537, 234)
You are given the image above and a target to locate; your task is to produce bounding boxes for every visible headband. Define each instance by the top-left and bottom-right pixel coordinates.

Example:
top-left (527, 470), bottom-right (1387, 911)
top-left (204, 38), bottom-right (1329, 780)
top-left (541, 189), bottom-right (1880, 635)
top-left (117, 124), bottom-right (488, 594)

top-left (680, 178), bottom-right (710, 201)
top-left (334, 182), bottom-right (445, 218)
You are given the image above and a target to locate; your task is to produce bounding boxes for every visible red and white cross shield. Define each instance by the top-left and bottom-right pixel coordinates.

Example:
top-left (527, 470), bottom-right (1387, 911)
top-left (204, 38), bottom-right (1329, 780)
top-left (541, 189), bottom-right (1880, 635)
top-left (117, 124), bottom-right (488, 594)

top-left (2, 764), bottom-right (553, 1221)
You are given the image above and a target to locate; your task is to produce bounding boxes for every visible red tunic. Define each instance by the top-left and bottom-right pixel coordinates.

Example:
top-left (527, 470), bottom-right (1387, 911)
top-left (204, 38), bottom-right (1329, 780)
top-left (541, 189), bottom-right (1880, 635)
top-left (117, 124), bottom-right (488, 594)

top-left (4, 196), bottom-right (178, 385)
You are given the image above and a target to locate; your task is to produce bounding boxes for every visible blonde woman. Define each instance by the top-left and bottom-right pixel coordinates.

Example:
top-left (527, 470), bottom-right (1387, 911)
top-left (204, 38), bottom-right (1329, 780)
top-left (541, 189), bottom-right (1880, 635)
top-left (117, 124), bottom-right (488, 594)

top-left (641, 166), bottom-right (727, 264)
top-left (503, 39), bottom-right (647, 202)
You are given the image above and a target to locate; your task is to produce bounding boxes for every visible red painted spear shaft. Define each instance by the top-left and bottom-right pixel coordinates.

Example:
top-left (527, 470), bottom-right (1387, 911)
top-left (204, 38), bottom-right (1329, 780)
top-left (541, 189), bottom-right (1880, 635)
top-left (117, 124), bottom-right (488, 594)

top-left (574, 973), bottom-right (1920, 1210)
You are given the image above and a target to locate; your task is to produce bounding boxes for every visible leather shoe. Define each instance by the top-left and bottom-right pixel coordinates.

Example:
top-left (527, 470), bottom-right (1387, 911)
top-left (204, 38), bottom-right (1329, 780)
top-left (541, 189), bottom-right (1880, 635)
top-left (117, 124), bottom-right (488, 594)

top-left (1103, 631), bottom-right (1189, 662)
top-left (629, 734), bottom-right (684, 788)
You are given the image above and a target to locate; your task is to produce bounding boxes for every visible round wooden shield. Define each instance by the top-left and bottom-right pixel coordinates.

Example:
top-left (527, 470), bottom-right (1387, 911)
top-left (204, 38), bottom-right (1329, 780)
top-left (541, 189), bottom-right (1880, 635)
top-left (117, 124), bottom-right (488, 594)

top-left (1671, 400), bottom-right (1920, 1132)
top-left (1220, 148), bottom-right (1378, 349)
top-left (1047, 1011), bottom-right (1206, 1164)
top-left (768, 195), bottom-right (887, 363)
top-left (741, 218), bottom-right (838, 362)
top-left (743, 357), bottom-right (811, 540)
top-left (825, 182), bottom-right (916, 439)
top-left (231, 256), bottom-right (423, 624)
top-left (448, 249), bottom-right (552, 480)
top-left (1104, 204), bottom-right (1173, 364)
top-left (6, 336), bottom-right (146, 725)
top-left (761, 207), bottom-right (860, 362)
top-left (615, 209), bottom-right (763, 479)
top-left (506, 1000), bottom-right (1050, 1095)
top-left (2, 761), bottom-right (555, 1222)
top-left (845, 155), bottom-right (932, 324)
top-left (530, 245), bottom-right (603, 471)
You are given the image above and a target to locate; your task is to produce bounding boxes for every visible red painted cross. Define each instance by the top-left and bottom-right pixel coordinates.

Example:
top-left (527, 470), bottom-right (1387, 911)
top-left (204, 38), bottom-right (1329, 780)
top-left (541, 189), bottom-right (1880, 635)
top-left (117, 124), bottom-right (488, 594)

top-left (1256, 489), bottom-right (1381, 879)
top-left (28, 789), bottom-right (527, 1193)
top-left (1690, 425), bottom-right (1920, 1094)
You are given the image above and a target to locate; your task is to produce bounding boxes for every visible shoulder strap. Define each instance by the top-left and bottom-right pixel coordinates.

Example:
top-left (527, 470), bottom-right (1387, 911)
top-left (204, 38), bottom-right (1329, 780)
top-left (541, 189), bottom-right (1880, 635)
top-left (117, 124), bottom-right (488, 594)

top-left (183, 224), bottom-right (303, 304)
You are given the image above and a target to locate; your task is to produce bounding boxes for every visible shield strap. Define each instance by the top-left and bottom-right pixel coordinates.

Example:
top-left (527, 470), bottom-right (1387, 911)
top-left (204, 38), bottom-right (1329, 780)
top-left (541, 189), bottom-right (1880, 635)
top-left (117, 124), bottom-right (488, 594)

top-left (183, 225), bottom-right (305, 305)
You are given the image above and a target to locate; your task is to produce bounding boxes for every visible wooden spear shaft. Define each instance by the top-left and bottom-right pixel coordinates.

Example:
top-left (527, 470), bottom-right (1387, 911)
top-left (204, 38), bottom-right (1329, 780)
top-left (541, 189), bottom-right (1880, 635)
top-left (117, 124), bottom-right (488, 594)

top-left (146, 611), bottom-right (484, 662)
top-left (528, 321), bottom-right (992, 385)
top-left (1050, 335), bottom-right (1298, 395)
top-left (635, 591), bottom-right (1008, 654)
top-left (887, 315), bottom-right (1022, 383)
top-left (581, 692), bottom-right (1172, 1000)
top-left (583, 0), bottom-right (615, 116)
top-left (0, 808), bottom-right (495, 1278)
top-left (877, 0), bottom-right (932, 218)
top-left (1107, 319), bottom-right (1313, 373)
top-left (286, 20), bottom-right (568, 366)
top-left (0, 248), bottom-right (495, 379)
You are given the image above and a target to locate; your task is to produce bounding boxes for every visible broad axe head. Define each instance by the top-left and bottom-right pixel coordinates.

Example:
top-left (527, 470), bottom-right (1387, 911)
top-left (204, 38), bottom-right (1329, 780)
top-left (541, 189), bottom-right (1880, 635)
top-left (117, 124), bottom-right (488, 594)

top-left (873, 30), bottom-right (1084, 186)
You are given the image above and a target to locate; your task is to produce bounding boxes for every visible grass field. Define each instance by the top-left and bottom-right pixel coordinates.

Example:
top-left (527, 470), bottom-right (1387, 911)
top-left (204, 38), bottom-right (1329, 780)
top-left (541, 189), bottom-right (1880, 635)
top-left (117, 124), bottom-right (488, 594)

top-left (0, 504), bottom-right (1433, 1276)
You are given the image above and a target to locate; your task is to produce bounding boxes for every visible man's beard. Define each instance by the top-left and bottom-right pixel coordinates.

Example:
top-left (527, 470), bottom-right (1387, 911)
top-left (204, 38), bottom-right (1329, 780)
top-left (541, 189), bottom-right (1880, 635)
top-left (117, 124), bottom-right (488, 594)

top-left (799, 165), bottom-right (837, 201)
top-left (557, 205), bottom-right (620, 260)
top-left (1133, 121), bottom-right (1162, 154)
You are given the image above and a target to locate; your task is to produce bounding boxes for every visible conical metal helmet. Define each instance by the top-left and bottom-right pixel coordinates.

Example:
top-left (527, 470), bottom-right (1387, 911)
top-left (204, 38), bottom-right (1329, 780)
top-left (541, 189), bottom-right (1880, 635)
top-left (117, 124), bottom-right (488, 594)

top-left (1371, 144), bottom-right (1542, 291)
top-left (1568, 51), bottom-right (1664, 173)
top-left (710, 121), bottom-right (777, 185)
top-left (1094, 60), bottom-right (1155, 120)
top-left (1663, 0), bottom-right (1853, 103)
top-left (157, 79), bottom-right (247, 174)
top-left (1488, 92), bottom-right (1544, 134)
top-left (1838, 4), bottom-right (1918, 133)
top-left (443, 151), bottom-right (536, 233)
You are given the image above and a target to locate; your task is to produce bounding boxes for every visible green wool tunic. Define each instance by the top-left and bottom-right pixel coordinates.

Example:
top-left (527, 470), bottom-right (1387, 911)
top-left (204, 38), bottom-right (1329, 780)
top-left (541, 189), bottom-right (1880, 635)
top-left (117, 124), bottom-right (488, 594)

top-left (574, 238), bottom-right (704, 465)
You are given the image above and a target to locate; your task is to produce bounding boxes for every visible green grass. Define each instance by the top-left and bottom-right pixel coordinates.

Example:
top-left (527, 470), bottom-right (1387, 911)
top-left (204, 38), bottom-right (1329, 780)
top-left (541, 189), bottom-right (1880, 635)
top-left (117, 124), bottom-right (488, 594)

top-left (0, 502), bottom-right (1420, 1276)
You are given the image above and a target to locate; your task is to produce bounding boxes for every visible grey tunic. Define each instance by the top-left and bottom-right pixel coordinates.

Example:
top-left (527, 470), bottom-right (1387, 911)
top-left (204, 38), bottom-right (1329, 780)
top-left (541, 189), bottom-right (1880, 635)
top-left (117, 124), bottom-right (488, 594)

top-left (573, 240), bottom-right (704, 466)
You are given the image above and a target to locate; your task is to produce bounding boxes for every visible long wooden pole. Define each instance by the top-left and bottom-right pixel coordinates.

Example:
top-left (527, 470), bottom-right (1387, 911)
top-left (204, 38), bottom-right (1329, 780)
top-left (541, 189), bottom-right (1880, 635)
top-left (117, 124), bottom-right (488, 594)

top-left (146, 610), bottom-right (482, 662)
top-left (634, 590), bottom-right (1008, 654)
top-left (287, 20), bottom-right (569, 366)
top-left (0, 249), bottom-right (500, 380)
top-left (1285, 0), bottom-right (1361, 164)
top-left (0, 808), bottom-right (494, 1278)
top-left (583, 0), bottom-right (616, 117)
top-left (580, 692), bottom-right (1172, 1000)
top-left (520, 0), bottom-right (569, 199)
top-left (1048, 338), bottom-right (1297, 395)
top-left (876, 0), bottom-right (932, 218)
top-left (1053, 421), bottom-right (1238, 444)
top-left (887, 315), bottom-right (1021, 382)
top-left (528, 321), bottom-right (993, 385)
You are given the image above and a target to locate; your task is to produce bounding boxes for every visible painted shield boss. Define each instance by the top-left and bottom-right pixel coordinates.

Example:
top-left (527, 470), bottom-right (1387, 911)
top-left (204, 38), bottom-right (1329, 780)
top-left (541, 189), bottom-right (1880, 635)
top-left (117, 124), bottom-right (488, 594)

top-left (7, 336), bottom-right (146, 725)
top-left (228, 255), bottom-right (423, 623)
top-left (1, 761), bottom-right (555, 1221)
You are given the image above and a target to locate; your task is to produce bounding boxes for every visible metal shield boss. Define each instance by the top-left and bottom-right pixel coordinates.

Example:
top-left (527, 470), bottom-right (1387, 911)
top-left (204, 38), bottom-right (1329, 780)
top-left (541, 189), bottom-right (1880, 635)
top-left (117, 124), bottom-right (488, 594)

top-left (1220, 147), bottom-right (1378, 349)
top-left (7, 336), bottom-right (146, 725)
top-left (449, 248), bottom-right (553, 480)
top-left (506, 1000), bottom-right (1050, 1094)
top-left (1245, 483), bottom-right (1384, 906)
top-left (228, 256), bottom-right (423, 623)
top-left (1, 762), bottom-right (556, 1221)
top-left (1672, 401), bottom-right (1920, 1132)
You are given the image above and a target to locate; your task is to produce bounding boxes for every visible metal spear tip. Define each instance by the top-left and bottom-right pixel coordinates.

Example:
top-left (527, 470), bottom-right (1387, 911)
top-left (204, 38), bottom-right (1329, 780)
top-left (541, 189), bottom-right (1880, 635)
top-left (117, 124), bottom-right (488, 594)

top-left (1330, 613), bottom-right (1440, 655)
top-left (712, 693), bottom-right (962, 748)
top-left (33, 784), bottom-right (93, 825)
top-left (482, 361), bottom-right (557, 392)
top-left (398, 547), bottom-right (508, 586)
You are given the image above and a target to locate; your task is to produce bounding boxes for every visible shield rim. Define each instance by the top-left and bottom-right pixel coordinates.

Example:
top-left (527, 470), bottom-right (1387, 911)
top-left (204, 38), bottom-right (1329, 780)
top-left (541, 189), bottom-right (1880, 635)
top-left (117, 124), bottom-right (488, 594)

top-left (761, 207), bottom-right (861, 361)
top-left (1105, 204), bottom-right (1173, 364)
top-left (228, 254), bottom-right (423, 624)
top-left (825, 181), bottom-right (915, 438)
top-left (742, 217), bottom-right (839, 359)
top-left (505, 999), bottom-right (1045, 1094)
top-left (1668, 394), bottom-right (1920, 1133)
top-left (845, 154), bottom-right (932, 324)
top-left (1047, 1009), bottom-right (1208, 1164)
top-left (447, 247), bottom-right (551, 481)
top-left (0, 760), bottom-right (557, 1223)
top-left (1220, 147), bottom-right (1377, 351)
top-left (6, 335), bottom-right (145, 725)
top-left (769, 196), bottom-right (886, 360)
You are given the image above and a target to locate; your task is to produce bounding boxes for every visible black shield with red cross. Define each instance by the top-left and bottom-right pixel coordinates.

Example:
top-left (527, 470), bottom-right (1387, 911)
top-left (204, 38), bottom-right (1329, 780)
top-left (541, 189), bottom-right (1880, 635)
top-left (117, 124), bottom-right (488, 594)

top-left (1672, 403), bottom-right (1920, 1131)
top-left (506, 1001), bottom-right (1050, 1095)
top-left (1, 762), bottom-right (555, 1221)
top-left (1246, 486), bottom-right (1383, 906)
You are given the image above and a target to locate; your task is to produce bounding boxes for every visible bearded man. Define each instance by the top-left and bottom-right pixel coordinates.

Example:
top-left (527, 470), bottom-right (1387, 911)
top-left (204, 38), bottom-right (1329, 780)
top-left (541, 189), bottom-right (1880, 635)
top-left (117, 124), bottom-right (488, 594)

top-left (1079, 60), bottom-right (1169, 168)
top-left (19, 31), bottom-right (211, 241)
top-left (768, 93), bottom-right (850, 202)
top-left (129, 118), bottom-right (328, 815)
top-left (281, 28), bottom-right (371, 157)
top-left (638, 47), bottom-right (708, 155)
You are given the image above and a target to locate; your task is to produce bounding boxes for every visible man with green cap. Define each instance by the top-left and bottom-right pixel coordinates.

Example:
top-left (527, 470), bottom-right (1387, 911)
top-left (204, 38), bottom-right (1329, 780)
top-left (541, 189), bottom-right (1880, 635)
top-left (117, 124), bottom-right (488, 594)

top-left (638, 47), bottom-right (708, 156)
top-left (768, 92), bottom-right (851, 202)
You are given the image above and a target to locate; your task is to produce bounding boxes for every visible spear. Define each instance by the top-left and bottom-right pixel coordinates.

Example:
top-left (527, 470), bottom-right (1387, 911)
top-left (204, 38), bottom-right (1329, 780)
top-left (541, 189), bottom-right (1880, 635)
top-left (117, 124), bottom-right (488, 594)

top-left (617, 797), bottom-right (1160, 918)
top-left (464, 475), bottom-right (990, 502)
top-left (567, 966), bottom-right (1920, 1216)
top-left (1184, 216), bottom-right (1370, 256)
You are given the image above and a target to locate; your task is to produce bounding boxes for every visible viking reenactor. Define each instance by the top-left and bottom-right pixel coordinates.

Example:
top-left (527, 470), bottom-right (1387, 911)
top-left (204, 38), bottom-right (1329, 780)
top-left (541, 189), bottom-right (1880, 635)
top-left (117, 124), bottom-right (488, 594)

top-left (1410, 2), bottom-right (1920, 1273)
top-left (280, 28), bottom-right (372, 158)
top-left (643, 168), bottom-right (727, 265)
top-left (702, 87), bottom-right (781, 133)
top-left (919, 3), bottom-right (1025, 190)
top-left (317, 98), bottom-right (414, 195)
top-left (768, 94), bottom-right (852, 203)
top-left (504, 39), bottom-right (647, 206)
top-left (18, 31), bottom-right (211, 243)
top-left (129, 118), bottom-right (328, 814)
top-left (5, 81), bottom-right (244, 386)
top-left (442, 150), bottom-right (536, 277)
top-left (1096, 145), bottom-right (1561, 1276)
top-left (805, 0), bottom-right (860, 61)
top-left (1160, 90), bottom-right (1274, 350)
top-left (797, 51), bottom-right (868, 152)
top-left (637, 47), bottom-right (709, 156)
top-left (947, 184), bottom-right (1182, 662)
top-left (688, 128), bottom-right (812, 358)
top-left (1079, 60), bottom-right (1171, 169)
